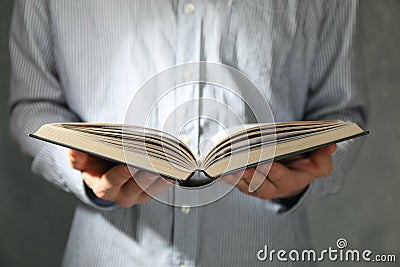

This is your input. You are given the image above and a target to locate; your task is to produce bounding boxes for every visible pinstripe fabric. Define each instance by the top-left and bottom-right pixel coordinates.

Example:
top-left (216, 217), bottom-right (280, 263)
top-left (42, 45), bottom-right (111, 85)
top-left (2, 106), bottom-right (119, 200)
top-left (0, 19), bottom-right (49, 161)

top-left (9, 0), bottom-right (367, 266)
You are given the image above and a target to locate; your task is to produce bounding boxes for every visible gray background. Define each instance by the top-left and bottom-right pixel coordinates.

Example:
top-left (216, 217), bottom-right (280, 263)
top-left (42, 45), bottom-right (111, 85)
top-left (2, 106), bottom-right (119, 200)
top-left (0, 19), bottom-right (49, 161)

top-left (0, 1), bottom-right (399, 266)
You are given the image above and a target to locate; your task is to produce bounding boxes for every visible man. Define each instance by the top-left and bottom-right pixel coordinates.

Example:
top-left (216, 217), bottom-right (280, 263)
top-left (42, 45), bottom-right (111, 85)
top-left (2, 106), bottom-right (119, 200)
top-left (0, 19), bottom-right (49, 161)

top-left (9, 0), bottom-right (366, 266)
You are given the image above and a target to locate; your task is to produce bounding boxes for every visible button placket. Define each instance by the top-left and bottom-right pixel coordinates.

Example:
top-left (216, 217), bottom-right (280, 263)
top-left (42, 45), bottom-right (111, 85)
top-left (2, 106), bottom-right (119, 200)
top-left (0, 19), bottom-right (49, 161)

top-left (171, 2), bottom-right (202, 266)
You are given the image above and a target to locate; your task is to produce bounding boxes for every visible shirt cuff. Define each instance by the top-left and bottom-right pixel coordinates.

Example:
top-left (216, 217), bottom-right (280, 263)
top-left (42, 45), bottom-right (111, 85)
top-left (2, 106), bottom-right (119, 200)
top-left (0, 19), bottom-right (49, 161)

top-left (271, 183), bottom-right (314, 214)
top-left (272, 186), bottom-right (308, 211)
top-left (31, 144), bottom-right (116, 210)
top-left (84, 182), bottom-right (116, 208)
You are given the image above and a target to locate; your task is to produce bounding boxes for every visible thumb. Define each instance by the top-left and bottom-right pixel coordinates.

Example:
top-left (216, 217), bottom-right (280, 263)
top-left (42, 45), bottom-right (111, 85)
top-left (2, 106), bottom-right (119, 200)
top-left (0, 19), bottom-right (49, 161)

top-left (316, 144), bottom-right (337, 156)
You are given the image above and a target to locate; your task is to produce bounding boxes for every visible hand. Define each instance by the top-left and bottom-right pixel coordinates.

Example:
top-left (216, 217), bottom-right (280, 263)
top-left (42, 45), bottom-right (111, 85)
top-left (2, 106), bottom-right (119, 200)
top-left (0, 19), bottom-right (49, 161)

top-left (219, 144), bottom-right (337, 200)
top-left (68, 149), bottom-right (173, 207)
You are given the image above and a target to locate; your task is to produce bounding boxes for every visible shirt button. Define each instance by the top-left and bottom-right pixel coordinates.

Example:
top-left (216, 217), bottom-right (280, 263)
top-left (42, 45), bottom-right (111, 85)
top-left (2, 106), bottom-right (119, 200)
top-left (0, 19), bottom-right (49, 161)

top-left (185, 3), bottom-right (196, 14)
top-left (183, 70), bottom-right (193, 81)
top-left (181, 135), bottom-right (191, 146)
top-left (181, 205), bottom-right (191, 214)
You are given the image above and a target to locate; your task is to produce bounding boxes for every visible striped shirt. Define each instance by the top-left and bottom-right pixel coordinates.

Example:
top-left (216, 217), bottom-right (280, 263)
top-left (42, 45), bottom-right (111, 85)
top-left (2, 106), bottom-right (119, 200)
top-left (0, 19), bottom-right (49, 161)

top-left (9, 0), bottom-right (367, 266)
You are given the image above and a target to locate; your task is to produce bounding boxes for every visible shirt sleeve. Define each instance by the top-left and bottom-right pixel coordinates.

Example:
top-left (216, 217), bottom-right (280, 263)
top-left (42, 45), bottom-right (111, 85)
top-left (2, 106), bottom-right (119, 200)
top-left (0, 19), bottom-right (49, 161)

top-left (9, 0), bottom-right (114, 210)
top-left (277, 0), bottom-right (368, 214)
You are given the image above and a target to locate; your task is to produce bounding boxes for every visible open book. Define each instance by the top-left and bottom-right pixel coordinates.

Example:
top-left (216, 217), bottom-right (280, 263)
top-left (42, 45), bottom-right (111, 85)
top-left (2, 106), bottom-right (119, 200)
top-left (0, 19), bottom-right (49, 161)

top-left (30, 121), bottom-right (368, 186)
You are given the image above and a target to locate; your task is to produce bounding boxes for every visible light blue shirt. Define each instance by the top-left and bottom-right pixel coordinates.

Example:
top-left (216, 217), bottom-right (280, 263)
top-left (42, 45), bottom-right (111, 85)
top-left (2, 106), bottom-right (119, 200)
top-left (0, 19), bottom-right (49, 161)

top-left (9, 0), bottom-right (367, 266)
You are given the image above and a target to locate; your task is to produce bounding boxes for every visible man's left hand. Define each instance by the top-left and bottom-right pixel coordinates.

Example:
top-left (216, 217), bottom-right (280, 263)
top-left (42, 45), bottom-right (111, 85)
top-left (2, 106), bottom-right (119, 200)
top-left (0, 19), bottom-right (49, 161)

top-left (219, 144), bottom-right (336, 200)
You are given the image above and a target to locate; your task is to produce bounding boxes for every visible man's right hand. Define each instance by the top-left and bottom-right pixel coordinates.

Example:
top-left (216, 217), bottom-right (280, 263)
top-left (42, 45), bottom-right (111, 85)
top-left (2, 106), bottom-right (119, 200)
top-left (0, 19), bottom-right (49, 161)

top-left (68, 149), bottom-right (173, 207)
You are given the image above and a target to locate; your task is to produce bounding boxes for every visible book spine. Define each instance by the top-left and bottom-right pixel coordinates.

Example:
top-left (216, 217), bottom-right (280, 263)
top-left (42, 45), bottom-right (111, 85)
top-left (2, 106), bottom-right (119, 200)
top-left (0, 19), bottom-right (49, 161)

top-left (178, 170), bottom-right (215, 188)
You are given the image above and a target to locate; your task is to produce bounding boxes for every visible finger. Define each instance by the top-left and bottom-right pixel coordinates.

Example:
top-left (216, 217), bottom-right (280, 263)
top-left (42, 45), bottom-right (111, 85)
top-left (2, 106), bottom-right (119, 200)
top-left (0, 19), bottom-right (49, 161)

top-left (68, 149), bottom-right (89, 169)
top-left (271, 160), bottom-right (317, 197)
top-left (265, 162), bottom-right (313, 197)
top-left (243, 169), bottom-right (268, 193)
top-left (267, 162), bottom-right (293, 186)
top-left (241, 168), bottom-right (256, 179)
top-left (68, 149), bottom-right (87, 159)
top-left (118, 170), bottom-right (159, 201)
top-left (69, 149), bottom-right (113, 172)
top-left (235, 179), bottom-right (251, 194)
top-left (237, 168), bottom-right (256, 188)
top-left (218, 174), bottom-right (236, 185)
top-left (251, 163), bottom-right (273, 192)
top-left (84, 157), bottom-right (115, 173)
top-left (244, 168), bottom-right (278, 199)
top-left (102, 165), bottom-right (137, 186)
top-left (119, 177), bottom-right (144, 198)
top-left (322, 144), bottom-right (337, 155)
top-left (308, 146), bottom-right (335, 177)
top-left (251, 170), bottom-right (268, 193)
top-left (141, 177), bottom-right (174, 200)
top-left (255, 163), bottom-right (272, 176)
top-left (285, 157), bottom-right (314, 172)
top-left (117, 177), bottom-right (173, 207)
top-left (92, 165), bottom-right (136, 200)
top-left (251, 178), bottom-right (278, 200)
top-left (114, 178), bottom-right (146, 207)
top-left (133, 171), bottom-right (161, 191)
top-left (285, 144), bottom-right (336, 170)
top-left (81, 171), bottom-right (100, 189)
top-left (218, 170), bottom-right (244, 185)
top-left (237, 174), bottom-right (279, 200)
